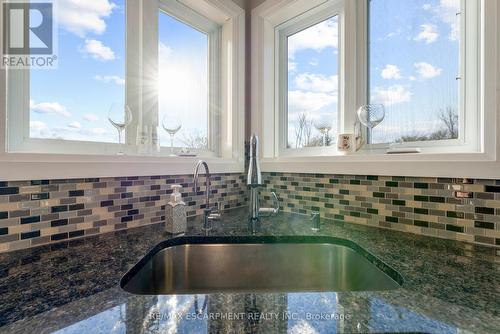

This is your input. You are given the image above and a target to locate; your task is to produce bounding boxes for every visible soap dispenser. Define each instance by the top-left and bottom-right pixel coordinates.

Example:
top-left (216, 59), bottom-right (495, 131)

top-left (165, 184), bottom-right (187, 234)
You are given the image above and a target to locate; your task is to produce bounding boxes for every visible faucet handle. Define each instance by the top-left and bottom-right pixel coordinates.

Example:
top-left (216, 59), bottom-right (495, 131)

top-left (270, 192), bottom-right (279, 214)
top-left (258, 192), bottom-right (280, 217)
top-left (311, 211), bottom-right (320, 231)
top-left (208, 202), bottom-right (223, 220)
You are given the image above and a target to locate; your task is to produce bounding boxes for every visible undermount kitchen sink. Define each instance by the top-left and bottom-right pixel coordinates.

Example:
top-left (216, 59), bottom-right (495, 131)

top-left (120, 236), bottom-right (403, 295)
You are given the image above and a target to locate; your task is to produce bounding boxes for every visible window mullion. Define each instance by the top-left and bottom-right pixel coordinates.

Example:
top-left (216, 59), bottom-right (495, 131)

top-left (126, 0), bottom-right (159, 148)
top-left (341, 0), bottom-right (358, 135)
top-left (355, 0), bottom-right (369, 142)
top-left (125, 0), bottom-right (142, 146)
top-left (208, 28), bottom-right (220, 155)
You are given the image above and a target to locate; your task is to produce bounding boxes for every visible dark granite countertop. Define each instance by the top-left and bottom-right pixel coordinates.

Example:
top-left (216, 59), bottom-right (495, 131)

top-left (0, 208), bottom-right (498, 334)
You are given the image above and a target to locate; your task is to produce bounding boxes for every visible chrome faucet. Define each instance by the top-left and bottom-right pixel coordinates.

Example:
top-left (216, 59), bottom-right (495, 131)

top-left (248, 134), bottom-right (262, 222)
top-left (194, 160), bottom-right (220, 230)
top-left (194, 160), bottom-right (211, 209)
top-left (247, 134), bottom-right (279, 223)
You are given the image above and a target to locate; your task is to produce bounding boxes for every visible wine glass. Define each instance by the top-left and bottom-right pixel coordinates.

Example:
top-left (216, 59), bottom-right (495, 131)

top-left (357, 104), bottom-right (385, 147)
top-left (108, 103), bottom-right (133, 155)
top-left (313, 114), bottom-right (334, 147)
top-left (161, 114), bottom-right (182, 156)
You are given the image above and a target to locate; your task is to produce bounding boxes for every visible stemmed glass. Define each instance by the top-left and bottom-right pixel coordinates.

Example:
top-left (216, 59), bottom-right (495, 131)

top-left (313, 114), bottom-right (334, 147)
top-left (108, 103), bottom-right (133, 155)
top-left (162, 114), bottom-right (182, 156)
top-left (357, 104), bottom-right (385, 149)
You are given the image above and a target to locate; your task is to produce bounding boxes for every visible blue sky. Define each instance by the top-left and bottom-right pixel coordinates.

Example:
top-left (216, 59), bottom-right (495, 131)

top-left (30, 0), bottom-right (125, 142)
top-left (287, 15), bottom-right (339, 148)
top-left (369, 0), bottom-right (460, 143)
top-left (30, 0), bottom-right (208, 147)
top-left (287, 0), bottom-right (460, 147)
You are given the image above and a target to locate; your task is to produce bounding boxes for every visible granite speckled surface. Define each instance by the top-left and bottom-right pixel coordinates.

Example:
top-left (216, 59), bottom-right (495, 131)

top-left (0, 208), bottom-right (498, 334)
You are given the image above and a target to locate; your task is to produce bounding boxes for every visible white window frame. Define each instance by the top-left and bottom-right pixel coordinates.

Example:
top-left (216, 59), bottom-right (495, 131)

top-left (276, 2), bottom-right (344, 157)
top-left (251, 0), bottom-right (500, 178)
top-left (362, 0), bottom-right (480, 154)
top-left (157, 0), bottom-right (221, 155)
top-left (0, 0), bottom-right (245, 180)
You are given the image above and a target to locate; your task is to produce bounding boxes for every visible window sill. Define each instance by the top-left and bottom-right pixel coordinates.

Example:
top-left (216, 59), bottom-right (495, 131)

top-left (261, 150), bottom-right (499, 179)
top-left (0, 152), bottom-right (244, 181)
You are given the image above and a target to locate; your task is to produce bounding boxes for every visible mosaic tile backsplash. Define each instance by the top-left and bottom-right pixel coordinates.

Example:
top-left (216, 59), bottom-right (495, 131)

top-left (1, 170), bottom-right (500, 253)
top-left (260, 172), bottom-right (500, 247)
top-left (0, 174), bottom-right (247, 253)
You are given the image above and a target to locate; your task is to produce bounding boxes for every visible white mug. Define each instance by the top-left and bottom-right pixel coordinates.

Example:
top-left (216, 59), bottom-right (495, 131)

top-left (337, 133), bottom-right (356, 153)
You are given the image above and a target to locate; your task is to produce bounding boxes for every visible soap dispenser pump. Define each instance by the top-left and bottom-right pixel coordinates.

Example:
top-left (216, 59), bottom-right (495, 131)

top-left (165, 184), bottom-right (187, 234)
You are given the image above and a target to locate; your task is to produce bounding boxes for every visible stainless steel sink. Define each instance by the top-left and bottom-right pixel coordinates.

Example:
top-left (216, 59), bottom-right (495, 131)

top-left (121, 236), bottom-right (402, 295)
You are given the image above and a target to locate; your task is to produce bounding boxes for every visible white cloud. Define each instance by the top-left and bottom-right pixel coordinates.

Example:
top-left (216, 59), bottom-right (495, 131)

top-left (288, 91), bottom-right (337, 115)
top-left (414, 62), bottom-right (442, 79)
top-left (309, 58), bottom-right (319, 66)
top-left (422, 3), bottom-right (432, 11)
top-left (288, 18), bottom-right (338, 57)
top-left (288, 61), bottom-right (297, 72)
top-left (30, 118), bottom-right (111, 141)
top-left (294, 73), bottom-right (338, 94)
top-left (30, 121), bottom-right (51, 138)
top-left (87, 128), bottom-right (107, 136)
top-left (94, 75), bottom-right (125, 85)
top-left (159, 42), bottom-right (173, 60)
top-left (424, 0), bottom-right (460, 41)
top-left (82, 39), bottom-right (115, 61)
top-left (414, 24), bottom-right (439, 44)
top-left (68, 121), bottom-right (82, 129)
top-left (30, 99), bottom-right (71, 117)
top-left (372, 85), bottom-right (412, 106)
top-left (58, 0), bottom-right (117, 37)
top-left (381, 64), bottom-right (402, 80)
top-left (83, 113), bottom-right (99, 122)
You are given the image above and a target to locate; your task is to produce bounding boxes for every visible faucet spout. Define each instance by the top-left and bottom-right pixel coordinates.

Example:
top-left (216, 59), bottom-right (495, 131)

top-left (247, 134), bottom-right (262, 186)
top-left (248, 135), bottom-right (263, 222)
top-left (194, 160), bottom-right (211, 209)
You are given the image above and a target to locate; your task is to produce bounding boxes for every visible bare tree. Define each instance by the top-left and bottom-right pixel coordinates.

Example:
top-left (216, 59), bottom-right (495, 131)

top-left (180, 132), bottom-right (208, 149)
top-left (439, 107), bottom-right (458, 139)
top-left (294, 114), bottom-right (305, 148)
top-left (395, 106), bottom-right (459, 143)
top-left (293, 113), bottom-right (314, 148)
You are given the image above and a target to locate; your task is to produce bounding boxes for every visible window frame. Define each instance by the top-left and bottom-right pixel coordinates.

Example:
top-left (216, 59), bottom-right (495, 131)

top-left (362, 0), bottom-right (480, 153)
top-left (157, 0), bottom-right (221, 155)
top-left (264, 0), bottom-right (481, 158)
top-left (0, 0), bottom-right (246, 180)
top-left (276, 3), bottom-right (343, 156)
top-left (5, 0), bottom-right (223, 157)
top-left (6, 0), bottom-right (130, 155)
top-left (251, 0), bottom-right (499, 178)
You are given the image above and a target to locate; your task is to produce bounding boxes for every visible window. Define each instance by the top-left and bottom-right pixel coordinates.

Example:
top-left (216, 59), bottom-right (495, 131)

top-left (157, 7), bottom-right (216, 151)
top-left (158, 12), bottom-right (209, 149)
top-left (260, 0), bottom-right (481, 159)
top-left (275, 1), bottom-right (345, 156)
top-left (368, 0), bottom-right (461, 145)
top-left (286, 16), bottom-right (339, 149)
top-left (29, 0), bottom-right (125, 143)
top-left (4, 0), bottom-right (243, 164)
